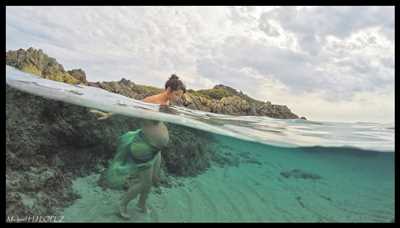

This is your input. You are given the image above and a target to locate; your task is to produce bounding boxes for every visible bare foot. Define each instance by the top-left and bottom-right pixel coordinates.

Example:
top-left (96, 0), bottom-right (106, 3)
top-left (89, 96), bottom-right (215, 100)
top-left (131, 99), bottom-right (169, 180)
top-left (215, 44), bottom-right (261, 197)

top-left (153, 180), bottom-right (161, 188)
top-left (119, 205), bottom-right (130, 219)
top-left (136, 205), bottom-right (151, 214)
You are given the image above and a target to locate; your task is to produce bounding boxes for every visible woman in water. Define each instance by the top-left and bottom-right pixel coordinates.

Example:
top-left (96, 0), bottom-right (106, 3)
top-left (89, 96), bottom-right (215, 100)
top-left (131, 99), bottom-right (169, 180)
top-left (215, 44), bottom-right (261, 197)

top-left (92, 74), bottom-right (185, 219)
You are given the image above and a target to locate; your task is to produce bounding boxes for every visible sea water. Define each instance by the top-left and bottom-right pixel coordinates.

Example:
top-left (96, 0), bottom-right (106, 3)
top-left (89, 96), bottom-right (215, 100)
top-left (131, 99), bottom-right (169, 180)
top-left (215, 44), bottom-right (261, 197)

top-left (6, 66), bottom-right (395, 222)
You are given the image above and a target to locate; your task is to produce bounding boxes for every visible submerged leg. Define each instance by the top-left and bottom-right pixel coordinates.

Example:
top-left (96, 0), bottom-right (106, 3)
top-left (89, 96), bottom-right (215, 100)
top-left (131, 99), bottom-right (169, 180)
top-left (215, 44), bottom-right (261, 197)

top-left (119, 171), bottom-right (145, 219)
top-left (152, 153), bottom-right (162, 186)
top-left (137, 167), bottom-right (153, 213)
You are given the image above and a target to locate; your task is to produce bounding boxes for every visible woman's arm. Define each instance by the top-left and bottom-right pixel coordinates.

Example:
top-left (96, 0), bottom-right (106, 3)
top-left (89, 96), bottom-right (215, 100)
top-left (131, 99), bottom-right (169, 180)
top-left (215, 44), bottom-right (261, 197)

top-left (90, 109), bottom-right (113, 120)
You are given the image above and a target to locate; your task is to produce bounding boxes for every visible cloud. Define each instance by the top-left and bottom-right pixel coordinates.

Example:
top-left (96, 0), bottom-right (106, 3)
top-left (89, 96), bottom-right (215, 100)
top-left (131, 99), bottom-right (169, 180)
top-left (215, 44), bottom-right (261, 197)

top-left (258, 6), bottom-right (394, 54)
top-left (6, 6), bottom-right (394, 123)
top-left (254, 77), bottom-right (394, 123)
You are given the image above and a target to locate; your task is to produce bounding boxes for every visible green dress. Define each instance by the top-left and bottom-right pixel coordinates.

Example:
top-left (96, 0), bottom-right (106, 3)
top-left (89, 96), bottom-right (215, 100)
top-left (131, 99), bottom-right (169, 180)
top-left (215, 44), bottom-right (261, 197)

top-left (103, 129), bottom-right (160, 190)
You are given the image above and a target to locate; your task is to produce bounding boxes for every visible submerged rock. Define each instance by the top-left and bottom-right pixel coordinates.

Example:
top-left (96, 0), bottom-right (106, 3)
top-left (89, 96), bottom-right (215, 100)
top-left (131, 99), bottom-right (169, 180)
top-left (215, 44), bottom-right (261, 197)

top-left (162, 124), bottom-right (215, 176)
top-left (296, 196), bottom-right (305, 208)
top-left (6, 169), bottom-right (80, 218)
top-left (6, 84), bottom-right (218, 217)
top-left (280, 169), bottom-right (322, 180)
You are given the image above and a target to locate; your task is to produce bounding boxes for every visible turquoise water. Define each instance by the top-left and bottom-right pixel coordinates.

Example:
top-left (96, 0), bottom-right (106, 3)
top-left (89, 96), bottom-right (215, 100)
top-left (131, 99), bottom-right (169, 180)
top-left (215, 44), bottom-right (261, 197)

top-left (60, 134), bottom-right (394, 222)
top-left (218, 135), bottom-right (394, 221)
top-left (6, 66), bottom-right (395, 222)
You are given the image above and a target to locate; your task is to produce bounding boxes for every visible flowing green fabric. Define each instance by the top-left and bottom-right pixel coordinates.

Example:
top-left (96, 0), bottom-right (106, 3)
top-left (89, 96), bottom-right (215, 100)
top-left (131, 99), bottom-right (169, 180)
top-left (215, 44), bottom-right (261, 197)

top-left (103, 129), bottom-right (159, 190)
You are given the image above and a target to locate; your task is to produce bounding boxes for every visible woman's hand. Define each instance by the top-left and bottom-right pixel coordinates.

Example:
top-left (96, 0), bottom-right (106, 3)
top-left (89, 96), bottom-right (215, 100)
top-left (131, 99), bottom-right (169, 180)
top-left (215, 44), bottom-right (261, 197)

top-left (90, 109), bottom-right (113, 120)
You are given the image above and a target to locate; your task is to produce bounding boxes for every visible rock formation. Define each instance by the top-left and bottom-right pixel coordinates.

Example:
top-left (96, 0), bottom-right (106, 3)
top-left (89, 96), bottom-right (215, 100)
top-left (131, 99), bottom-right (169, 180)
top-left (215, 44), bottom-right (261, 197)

top-left (6, 47), bottom-right (302, 120)
top-left (6, 84), bottom-right (218, 217)
top-left (6, 48), bottom-right (85, 84)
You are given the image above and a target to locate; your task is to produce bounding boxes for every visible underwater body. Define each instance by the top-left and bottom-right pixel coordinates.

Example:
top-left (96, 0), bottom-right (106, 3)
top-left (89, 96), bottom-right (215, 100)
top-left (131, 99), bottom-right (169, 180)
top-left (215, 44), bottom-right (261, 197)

top-left (6, 66), bottom-right (395, 222)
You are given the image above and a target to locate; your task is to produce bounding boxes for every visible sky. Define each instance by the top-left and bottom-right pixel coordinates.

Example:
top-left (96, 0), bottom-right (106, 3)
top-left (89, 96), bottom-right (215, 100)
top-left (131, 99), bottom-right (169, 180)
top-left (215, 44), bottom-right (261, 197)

top-left (6, 6), bottom-right (394, 123)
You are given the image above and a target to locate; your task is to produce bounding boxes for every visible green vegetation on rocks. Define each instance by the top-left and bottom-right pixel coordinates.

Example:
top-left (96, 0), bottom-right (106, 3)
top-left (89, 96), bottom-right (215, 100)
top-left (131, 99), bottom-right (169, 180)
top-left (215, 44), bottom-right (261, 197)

top-left (6, 47), bottom-right (86, 85)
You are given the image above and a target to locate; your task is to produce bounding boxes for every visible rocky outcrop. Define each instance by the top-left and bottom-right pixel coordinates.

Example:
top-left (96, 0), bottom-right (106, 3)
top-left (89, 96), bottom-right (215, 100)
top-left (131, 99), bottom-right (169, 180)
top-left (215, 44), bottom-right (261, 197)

top-left (174, 91), bottom-right (299, 118)
top-left (6, 48), bottom-right (85, 84)
top-left (254, 102), bottom-right (299, 119)
top-left (6, 47), bottom-right (302, 120)
top-left (6, 84), bottom-right (217, 217)
top-left (205, 84), bottom-right (299, 118)
top-left (67, 69), bottom-right (87, 83)
top-left (173, 84), bottom-right (299, 118)
top-left (90, 79), bottom-right (163, 100)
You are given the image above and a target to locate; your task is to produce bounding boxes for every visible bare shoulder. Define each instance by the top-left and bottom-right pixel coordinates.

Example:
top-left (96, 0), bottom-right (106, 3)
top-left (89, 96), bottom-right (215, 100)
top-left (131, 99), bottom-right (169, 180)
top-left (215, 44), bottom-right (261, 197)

top-left (142, 93), bottom-right (169, 105)
top-left (142, 94), bottom-right (159, 103)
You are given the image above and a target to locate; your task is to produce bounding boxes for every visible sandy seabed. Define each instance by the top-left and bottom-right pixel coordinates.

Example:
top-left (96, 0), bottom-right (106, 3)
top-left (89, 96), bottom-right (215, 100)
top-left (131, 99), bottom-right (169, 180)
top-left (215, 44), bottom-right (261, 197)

top-left (61, 142), bottom-right (394, 223)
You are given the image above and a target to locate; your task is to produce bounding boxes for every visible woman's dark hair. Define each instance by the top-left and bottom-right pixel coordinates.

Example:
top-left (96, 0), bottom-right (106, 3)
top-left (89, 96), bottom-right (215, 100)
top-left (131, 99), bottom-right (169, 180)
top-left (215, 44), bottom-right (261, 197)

top-left (165, 74), bottom-right (186, 93)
